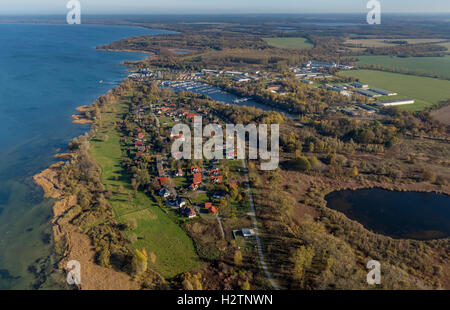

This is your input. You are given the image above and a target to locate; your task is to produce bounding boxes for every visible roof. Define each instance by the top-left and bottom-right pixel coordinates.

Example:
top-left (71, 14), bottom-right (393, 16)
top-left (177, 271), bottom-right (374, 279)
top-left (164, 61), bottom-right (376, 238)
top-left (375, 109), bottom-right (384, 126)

top-left (205, 202), bottom-right (212, 209)
top-left (242, 228), bottom-right (255, 237)
top-left (193, 173), bottom-right (202, 185)
top-left (191, 166), bottom-right (201, 173)
top-left (229, 182), bottom-right (238, 189)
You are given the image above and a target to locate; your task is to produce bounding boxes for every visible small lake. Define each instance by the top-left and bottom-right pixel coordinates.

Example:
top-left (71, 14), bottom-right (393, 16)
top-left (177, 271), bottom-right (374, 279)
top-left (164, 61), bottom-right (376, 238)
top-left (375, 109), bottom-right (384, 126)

top-left (325, 188), bottom-right (450, 240)
top-left (163, 81), bottom-right (296, 119)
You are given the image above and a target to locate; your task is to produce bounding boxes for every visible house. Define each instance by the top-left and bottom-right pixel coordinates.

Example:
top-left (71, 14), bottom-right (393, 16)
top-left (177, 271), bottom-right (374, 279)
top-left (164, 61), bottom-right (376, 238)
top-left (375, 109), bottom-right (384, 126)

top-left (186, 113), bottom-right (197, 121)
top-left (175, 169), bottom-right (183, 177)
top-left (190, 183), bottom-right (199, 191)
top-left (213, 192), bottom-right (226, 199)
top-left (180, 206), bottom-right (197, 218)
top-left (191, 166), bottom-right (201, 174)
top-left (209, 168), bottom-right (220, 176)
top-left (211, 176), bottom-right (223, 184)
top-left (157, 176), bottom-right (168, 186)
top-left (159, 188), bottom-right (171, 198)
top-left (241, 228), bottom-right (256, 238)
top-left (229, 182), bottom-right (238, 190)
top-left (176, 198), bottom-right (186, 208)
top-left (266, 85), bottom-right (282, 93)
top-left (193, 173), bottom-right (202, 185)
top-left (137, 132), bottom-right (145, 139)
top-left (136, 151), bottom-right (145, 158)
top-left (206, 203), bottom-right (218, 214)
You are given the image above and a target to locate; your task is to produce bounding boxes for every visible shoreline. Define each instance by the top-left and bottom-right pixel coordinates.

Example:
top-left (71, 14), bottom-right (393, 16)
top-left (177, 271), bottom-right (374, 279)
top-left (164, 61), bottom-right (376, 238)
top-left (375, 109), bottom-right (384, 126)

top-left (33, 88), bottom-right (141, 289)
top-left (96, 47), bottom-right (154, 55)
top-left (31, 43), bottom-right (144, 289)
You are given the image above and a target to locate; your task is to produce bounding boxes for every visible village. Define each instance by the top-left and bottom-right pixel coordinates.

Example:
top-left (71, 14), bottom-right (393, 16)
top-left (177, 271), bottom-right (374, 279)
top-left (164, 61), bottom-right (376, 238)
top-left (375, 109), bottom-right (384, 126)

top-left (125, 93), bottom-right (258, 245)
top-left (128, 59), bottom-right (416, 121)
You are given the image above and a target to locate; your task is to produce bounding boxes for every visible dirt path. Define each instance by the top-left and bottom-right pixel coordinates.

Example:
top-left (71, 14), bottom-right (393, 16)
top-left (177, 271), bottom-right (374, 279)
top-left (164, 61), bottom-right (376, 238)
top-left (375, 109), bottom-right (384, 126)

top-left (241, 159), bottom-right (280, 290)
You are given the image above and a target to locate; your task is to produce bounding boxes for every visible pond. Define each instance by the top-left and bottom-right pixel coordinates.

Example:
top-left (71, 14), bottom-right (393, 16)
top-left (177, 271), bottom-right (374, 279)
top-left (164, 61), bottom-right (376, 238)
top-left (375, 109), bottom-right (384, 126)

top-left (325, 188), bottom-right (450, 240)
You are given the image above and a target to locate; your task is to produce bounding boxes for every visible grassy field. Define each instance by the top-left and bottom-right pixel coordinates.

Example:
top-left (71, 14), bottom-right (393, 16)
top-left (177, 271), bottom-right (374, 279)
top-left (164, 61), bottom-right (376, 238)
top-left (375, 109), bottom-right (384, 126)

top-left (263, 37), bottom-right (313, 49)
top-left (338, 70), bottom-right (450, 111)
top-left (345, 38), bottom-right (446, 48)
top-left (357, 55), bottom-right (450, 79)
top-left (89, 98), bottom-right (201, 278)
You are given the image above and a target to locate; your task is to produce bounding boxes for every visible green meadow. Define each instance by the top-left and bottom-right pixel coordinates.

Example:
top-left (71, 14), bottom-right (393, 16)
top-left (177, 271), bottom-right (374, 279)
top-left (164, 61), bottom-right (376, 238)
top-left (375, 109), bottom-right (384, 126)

top-left (89, 98), bottom-right (201, 278)
top-left (263, 37), bottom-right (313, 49)
top-left (339, 70), bottom-right (450, 111)
top-left (357, 55), bottom-right (450, 79)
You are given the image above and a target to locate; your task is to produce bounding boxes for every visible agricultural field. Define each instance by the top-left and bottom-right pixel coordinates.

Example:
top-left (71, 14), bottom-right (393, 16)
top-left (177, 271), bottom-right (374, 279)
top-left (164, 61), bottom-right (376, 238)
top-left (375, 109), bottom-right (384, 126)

top-left (338, 70), bottom-right (450, 111)
top-left (89, 98), bottom-right (201, 278)
top-left (345, 38), bottom-right (446, 48)
top-left (437, 41), bottom-right (450, 53)
top-left (263, 37), bottom-right (313, 49)
top-left (356, 55), bottom-right (450, 79)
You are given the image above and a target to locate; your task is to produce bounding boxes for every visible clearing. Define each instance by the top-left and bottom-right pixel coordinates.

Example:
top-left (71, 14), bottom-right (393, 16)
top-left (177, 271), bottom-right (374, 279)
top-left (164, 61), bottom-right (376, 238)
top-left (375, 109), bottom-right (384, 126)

top-left (338, 70), bottom-right (450, 111)
top-left (263, 37), bottom-right (313, 49)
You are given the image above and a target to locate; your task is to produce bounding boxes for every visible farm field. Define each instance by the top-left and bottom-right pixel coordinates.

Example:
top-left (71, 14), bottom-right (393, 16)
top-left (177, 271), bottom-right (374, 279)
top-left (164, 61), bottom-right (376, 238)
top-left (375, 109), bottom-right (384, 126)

top-left (338, 70), bottom-right (450, 111)
top-left (89, 98), bottom-right (201, 278)
top-left (263, 37), bottom-right (313, 49)
top-left (345, 38), bottom-right (446, 48)
top-left (357, 55), bottom-right (450, 79)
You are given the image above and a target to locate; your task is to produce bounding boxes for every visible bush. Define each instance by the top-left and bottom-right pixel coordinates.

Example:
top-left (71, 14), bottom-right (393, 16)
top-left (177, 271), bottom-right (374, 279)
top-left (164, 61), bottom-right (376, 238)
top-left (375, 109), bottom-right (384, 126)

top-left (124, 218), bottom-right (138, 230)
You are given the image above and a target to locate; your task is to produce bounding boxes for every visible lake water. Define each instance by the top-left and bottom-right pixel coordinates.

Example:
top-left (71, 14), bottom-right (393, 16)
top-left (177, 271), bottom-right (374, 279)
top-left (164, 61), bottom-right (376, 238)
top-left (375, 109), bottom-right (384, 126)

top-left (325, 188), bottom-right (450, 240)
top-left (0, 23), bottom-right (168, 289)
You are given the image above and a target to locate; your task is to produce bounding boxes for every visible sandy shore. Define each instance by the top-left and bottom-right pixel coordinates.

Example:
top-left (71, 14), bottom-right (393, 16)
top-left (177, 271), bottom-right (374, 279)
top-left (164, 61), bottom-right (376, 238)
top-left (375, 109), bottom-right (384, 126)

top-left (33, 98), bottom-right (140, 289)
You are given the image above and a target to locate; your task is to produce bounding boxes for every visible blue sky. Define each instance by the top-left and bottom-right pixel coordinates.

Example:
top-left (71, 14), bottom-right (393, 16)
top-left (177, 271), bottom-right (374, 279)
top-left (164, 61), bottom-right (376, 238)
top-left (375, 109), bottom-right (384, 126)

top-left (1, 0), bottom-right (450, 14)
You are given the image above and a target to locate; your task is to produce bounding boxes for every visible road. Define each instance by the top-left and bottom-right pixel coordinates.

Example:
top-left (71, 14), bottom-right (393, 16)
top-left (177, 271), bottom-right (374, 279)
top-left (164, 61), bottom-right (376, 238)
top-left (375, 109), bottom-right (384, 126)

top-left (241, 159), bottom-right (280, 290)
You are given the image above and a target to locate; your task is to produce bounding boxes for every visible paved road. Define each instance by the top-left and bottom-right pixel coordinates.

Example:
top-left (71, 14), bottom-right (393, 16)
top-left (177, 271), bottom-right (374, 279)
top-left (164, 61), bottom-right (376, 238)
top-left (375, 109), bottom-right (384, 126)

top-left (241, 159), bottom-right (280, 290)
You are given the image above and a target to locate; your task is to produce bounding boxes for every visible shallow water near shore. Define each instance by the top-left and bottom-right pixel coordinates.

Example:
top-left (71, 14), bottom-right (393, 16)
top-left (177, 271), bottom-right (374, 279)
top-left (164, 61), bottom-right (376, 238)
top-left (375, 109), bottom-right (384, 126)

top-left (0, 23), bottom-right (168, 289)
top-left (325, 188), bottom-right (450, 240)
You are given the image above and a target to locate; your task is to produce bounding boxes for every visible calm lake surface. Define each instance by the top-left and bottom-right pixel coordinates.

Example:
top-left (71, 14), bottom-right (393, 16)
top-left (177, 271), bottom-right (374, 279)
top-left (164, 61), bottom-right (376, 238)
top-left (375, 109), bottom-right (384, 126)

top-left (0, 23), bottom-right (169, 289)
top-left (325, 188), bottom-right (450, 240)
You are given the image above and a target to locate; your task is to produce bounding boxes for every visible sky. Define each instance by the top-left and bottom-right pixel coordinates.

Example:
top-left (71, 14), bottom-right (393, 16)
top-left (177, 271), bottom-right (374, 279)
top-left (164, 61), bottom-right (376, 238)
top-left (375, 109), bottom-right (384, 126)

top-left (1, 0), bottom-right (450, 15)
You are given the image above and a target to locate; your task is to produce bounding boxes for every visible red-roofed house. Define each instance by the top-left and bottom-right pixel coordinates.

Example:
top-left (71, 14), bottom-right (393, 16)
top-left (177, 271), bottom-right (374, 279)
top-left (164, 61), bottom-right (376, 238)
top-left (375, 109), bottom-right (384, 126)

top-left (205, 203), bottom-right (217, 214)
top-left (157, 176), bottom-right (168, 185)
top-left (191, 166), bottom-right (201, 174)
top-left (186, 113), bottom-right (197, 121)
top-left (211, 176), bottom-right (223, 184)
top-left (229, 182), bottom-right (238, 190)
top-left (193, 173), bottom-right (202, 185)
